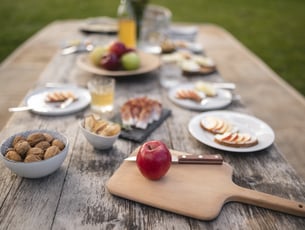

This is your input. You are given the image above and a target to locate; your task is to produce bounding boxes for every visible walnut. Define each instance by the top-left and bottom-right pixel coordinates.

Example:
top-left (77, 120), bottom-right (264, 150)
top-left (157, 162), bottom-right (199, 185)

top-left (52, 139), bottom-right (65, 150)
top-left (24, 154), bottom-right (42, 163)
top-left (5, 150), bottom-right (22, 162)
top-left (35, 141), bottom-right (51, 152)
top-left (14, 140), bottom-right (31, 158)
top-left (44, 146), bottom-right (60, 159)
top-left (27, 133), bottom-right (46, 146)
top-left (6, 147), bottom-right (15, 152)
top-left (5, 132), bottom-right (64, 163)
top-left (43, 133), bottom-right (54, 143)
top-left (27, 147), bottom-right (44, 158)
top-left (12, 135), bottom-right (26, 147)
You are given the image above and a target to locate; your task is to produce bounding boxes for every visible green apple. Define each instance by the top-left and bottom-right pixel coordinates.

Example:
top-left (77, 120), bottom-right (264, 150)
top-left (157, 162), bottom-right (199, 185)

top-left (121, 52), bottom-right (140, 70)
top-left (89, 46), bottom-right (108, 66)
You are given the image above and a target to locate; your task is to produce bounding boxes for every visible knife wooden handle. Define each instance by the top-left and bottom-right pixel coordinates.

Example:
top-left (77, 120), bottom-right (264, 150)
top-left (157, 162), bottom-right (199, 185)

top-left (178, 154), bottom-right (223, 164)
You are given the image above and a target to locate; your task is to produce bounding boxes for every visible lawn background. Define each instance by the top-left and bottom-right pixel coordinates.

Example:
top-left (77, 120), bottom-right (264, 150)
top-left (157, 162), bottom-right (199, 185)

top-left (1, 0), bottom-right (304, 96)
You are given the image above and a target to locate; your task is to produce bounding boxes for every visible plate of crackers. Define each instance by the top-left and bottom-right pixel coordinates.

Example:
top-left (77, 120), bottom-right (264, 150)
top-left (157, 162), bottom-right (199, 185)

top-left (188, 110), bottom-right (275, 152)
top-left (168, 82), bottom-right (232, 111)
top-left (23, 85), bottom-right (91, 115)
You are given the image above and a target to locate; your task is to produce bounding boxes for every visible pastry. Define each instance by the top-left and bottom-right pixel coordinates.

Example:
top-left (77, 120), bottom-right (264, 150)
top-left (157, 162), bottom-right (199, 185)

top-left (83, 114), bottom-right (121, 136)
top-left (160, 40), bottom-right (176, 53)
top-left (120, 96), bottom-right (162, 129)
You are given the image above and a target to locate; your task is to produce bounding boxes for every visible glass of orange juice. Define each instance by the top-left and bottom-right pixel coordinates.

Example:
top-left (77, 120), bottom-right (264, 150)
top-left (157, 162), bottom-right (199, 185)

top-left (87, 77), bottom-right (115, 115)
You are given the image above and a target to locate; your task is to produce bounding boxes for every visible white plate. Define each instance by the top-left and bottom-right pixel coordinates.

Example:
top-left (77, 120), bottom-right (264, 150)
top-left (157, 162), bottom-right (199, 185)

top-left (188, 110), bottom-right (275, 152)
top-left (168, 83), bottom-right (232, 111)
top-left (25, 85), bottom-right (91, 116)
top-left (79, 17), bottom-right (118, 34)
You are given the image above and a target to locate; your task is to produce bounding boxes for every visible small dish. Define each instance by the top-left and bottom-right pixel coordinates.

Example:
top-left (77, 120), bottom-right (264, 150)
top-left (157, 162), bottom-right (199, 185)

top-left (0, 130), bottom-right (69, 178)
top-left (79, 120), bottom-right (120, 150)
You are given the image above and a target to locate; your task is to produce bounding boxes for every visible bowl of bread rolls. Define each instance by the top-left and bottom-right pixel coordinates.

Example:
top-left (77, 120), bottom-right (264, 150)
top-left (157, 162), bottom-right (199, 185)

top-left (80, 114), bottom-right (121, 150)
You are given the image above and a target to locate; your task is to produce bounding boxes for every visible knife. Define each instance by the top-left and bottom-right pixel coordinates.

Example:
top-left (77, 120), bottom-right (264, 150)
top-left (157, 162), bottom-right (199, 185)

top-left (8, 98), bottom-right (76, 112)
top-left (61, 43), bottom-right (94, 55)
top-left (125, 154), bottom-right (223, 165)
top-left (213, 83), bottom-right (236, 90)
top-left (58, 97), bottom-right (75, 109)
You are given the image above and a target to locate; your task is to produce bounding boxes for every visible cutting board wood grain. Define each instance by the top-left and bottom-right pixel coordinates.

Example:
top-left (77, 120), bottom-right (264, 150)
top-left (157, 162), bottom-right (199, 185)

top-left (107, 150), bottom-right (305, 220)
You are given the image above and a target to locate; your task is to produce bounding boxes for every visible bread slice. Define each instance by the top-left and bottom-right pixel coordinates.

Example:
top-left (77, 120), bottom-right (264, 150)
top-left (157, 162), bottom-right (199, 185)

top-left (200, 116), bottom-right (237, 134)
top-left (214, 132), bottom-right (258, 148)
top-left (45, 91), bottom-right (76, 102)
top-left (175, 89), bottom-right (203, 102)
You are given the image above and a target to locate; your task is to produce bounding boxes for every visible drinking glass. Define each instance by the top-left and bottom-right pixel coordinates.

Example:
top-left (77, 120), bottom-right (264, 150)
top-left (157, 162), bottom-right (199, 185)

top-left (87, 77), bottom-right (115, 115)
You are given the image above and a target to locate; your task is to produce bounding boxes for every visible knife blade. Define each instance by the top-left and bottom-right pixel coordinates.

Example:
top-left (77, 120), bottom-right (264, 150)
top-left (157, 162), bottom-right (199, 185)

top-left (213, 82), bottom-right (236, 90)
top-left (125, 154), bottom-right (223, 165)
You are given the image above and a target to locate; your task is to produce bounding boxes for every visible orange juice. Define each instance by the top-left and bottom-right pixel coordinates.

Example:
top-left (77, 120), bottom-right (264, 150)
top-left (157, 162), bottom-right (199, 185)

top-left (88, 78), bottom-right (115, 114)
top-left (91, 91), bottom-right (114, 107)
top-left (118, 18), bottom-right (136, 48)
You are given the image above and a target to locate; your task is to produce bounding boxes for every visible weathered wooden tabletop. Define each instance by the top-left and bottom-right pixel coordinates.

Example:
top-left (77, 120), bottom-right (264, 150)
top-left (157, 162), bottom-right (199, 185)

top-left (0, 20), bottom-right (304, 230)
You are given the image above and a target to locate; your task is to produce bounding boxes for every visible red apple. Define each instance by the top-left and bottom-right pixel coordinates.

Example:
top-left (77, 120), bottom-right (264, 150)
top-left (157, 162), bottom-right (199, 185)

top-left (136, 140), bottom-right (172, 180)
top-left (100, 53), bottom-right (120, 70)
top-left (109, 41), bottom-right (127, 57)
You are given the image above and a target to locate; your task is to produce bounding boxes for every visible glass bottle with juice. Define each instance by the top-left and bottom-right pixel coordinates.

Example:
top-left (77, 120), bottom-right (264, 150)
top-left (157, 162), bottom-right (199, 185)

top-left (117, 0), bottom-right (136, 48)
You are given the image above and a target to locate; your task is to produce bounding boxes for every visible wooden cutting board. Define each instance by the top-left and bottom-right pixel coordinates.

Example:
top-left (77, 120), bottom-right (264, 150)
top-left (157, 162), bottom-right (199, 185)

top-left (106, 149), bottom-right (305, 220)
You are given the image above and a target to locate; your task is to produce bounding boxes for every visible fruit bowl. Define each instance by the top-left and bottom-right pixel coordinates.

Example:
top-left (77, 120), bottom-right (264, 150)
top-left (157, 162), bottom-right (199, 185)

top-left (0, 130), bottom-right (69, 179)
top-left (77, 51), bottom-right (160, 77)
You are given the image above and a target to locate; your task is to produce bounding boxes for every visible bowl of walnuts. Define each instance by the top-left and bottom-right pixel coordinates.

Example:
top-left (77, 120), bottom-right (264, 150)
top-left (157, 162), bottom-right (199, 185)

top-left (80, 114), bottom-right (121, 150)
top-left (0, 129), bottom-right (68, 179)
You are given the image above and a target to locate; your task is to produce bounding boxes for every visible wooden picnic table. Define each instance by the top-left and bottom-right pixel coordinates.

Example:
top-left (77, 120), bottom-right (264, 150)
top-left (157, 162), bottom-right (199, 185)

top-left (0, 19), bottom-right (304, 229)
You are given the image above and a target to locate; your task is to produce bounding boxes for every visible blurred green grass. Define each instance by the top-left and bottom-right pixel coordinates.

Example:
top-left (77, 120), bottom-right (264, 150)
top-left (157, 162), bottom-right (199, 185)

top-left (1, 0), bottom-right (304, 96)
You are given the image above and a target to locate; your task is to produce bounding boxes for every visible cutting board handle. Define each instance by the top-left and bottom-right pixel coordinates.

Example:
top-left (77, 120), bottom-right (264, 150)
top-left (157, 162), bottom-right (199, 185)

top-left (231, 185), bottom-right (305, 217)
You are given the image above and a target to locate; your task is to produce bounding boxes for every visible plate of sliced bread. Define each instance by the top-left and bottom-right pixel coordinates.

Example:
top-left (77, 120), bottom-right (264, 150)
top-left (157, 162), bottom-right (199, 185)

top-left (188, 110), bottom-right (275, 152)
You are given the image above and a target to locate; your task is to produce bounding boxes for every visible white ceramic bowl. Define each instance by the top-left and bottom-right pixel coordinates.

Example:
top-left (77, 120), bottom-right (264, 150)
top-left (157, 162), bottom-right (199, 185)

top-left (79, 120), bottom-right (120, 150)
top-left (0, 129), bottom-right (68, 179)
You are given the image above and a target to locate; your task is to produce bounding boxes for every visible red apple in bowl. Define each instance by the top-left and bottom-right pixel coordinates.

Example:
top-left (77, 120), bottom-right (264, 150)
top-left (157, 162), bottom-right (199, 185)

top-left (100, 53), bottom-right (120, 70)
top-left (109, 41), bottom-right (127, 57)
top-left (136, 140), bottom-right (172, 180)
